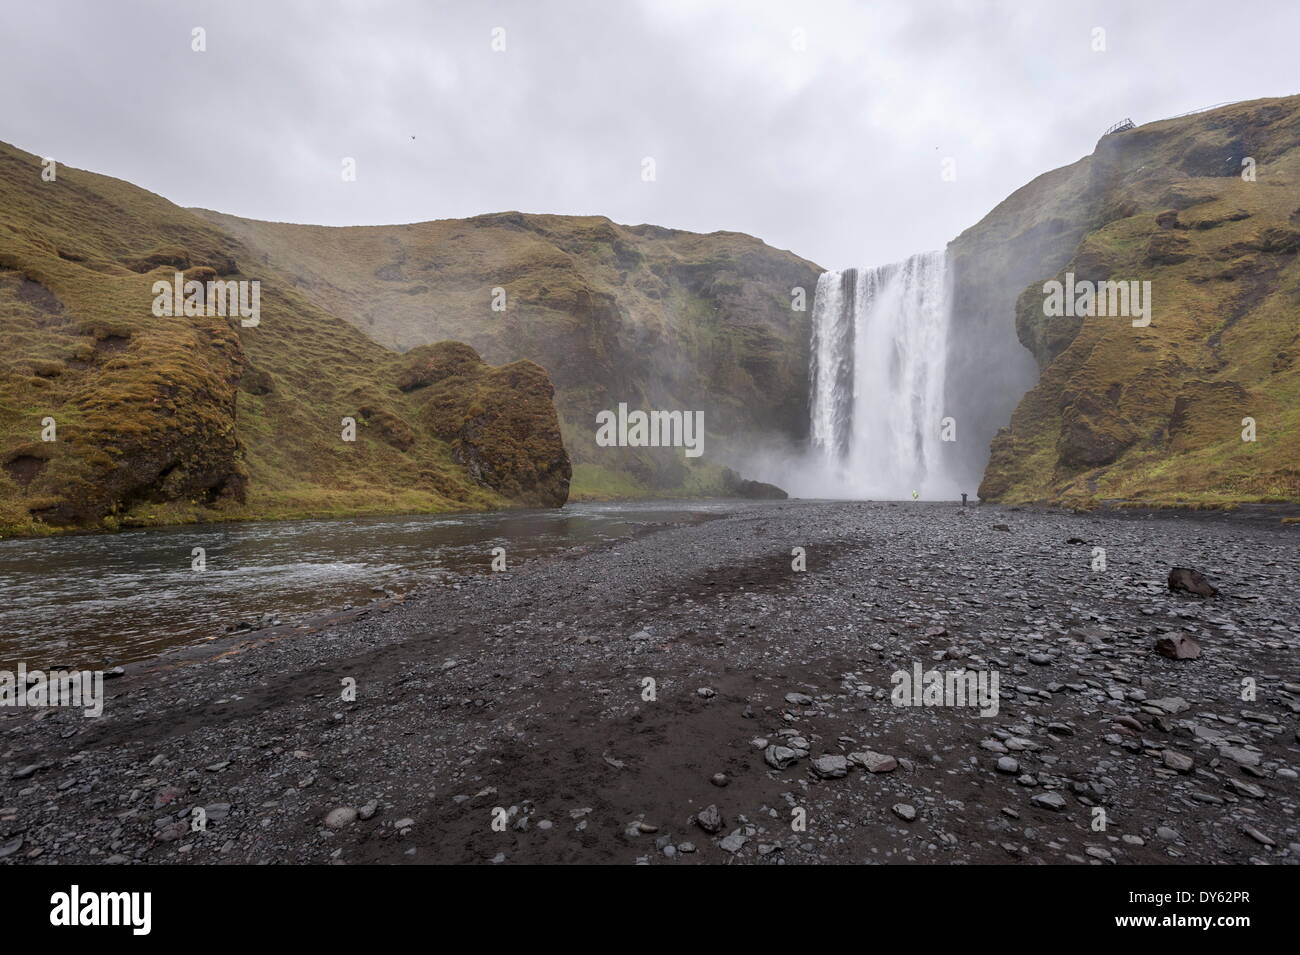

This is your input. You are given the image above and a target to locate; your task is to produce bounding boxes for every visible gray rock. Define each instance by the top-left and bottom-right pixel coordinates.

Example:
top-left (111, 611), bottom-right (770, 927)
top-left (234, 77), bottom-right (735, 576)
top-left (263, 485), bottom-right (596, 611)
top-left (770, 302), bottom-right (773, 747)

top-left (892, 803), bottom-right (917, 821)
top-left (695, 804), bottom-right (724, 834)
top-left (1242, 825), bottom-right (1274, 847)
top-left (852, 750), bottom-right (897, 773)
top-left (811, 754), bottom-right (848, 779)
top-left (1155, 633), bottom-right (1202, 660)
top-left (1218, 745), bottom-right (1261, 767)
top-left (1228, 778), bottom-right (1266, 799)
top-left (324, 806), bottom-right (358, 828)
top-left (1031, 792), bottom-right (1067, 811)
top-left (719, 829), bottom-right (747, 853)
top-left (1168, 567), bottom-right (1218, 597)
top-left (1162, 750), bottom-right (1194, 773)
top-left (764, 744), bottom-right (800, 770)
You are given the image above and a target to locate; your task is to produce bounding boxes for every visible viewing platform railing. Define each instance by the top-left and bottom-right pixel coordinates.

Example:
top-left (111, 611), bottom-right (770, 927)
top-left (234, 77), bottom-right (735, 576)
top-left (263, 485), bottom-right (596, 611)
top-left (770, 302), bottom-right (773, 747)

top-left (1101, 100), bottom-right (1246, 139)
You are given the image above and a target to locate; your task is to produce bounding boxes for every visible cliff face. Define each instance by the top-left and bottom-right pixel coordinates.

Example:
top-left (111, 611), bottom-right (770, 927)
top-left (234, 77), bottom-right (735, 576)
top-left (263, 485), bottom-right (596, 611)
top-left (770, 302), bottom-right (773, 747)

top-left (194, 210), bottom-right (823, 497)
top-left (396, 342), bottom-right (571, 507)
top-left (0, 142), bottom-right (569, 534)
top-left (949, 95), bottom-right (1300, 506)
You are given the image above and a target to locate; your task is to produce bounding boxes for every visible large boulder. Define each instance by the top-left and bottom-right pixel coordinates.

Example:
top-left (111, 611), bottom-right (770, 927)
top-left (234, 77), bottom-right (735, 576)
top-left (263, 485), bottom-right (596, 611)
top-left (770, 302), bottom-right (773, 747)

top-left (398, 342), bottom-right (571, 507)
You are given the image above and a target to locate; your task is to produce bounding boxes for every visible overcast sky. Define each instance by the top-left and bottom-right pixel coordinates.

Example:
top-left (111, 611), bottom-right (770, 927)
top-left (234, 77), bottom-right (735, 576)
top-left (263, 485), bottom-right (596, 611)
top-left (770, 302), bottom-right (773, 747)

top-left (3, 0), bottom-right (1296, 269)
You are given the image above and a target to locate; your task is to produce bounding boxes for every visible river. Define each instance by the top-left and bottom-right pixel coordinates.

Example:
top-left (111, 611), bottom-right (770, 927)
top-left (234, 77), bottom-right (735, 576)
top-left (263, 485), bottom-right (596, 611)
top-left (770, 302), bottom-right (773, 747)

top-left (0, 501), bottom-right (740, 667)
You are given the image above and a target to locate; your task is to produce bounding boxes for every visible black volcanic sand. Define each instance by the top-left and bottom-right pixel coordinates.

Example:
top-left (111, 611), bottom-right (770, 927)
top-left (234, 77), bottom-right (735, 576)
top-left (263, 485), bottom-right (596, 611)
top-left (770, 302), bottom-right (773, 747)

top-left (2, 501), bottom-right (1298, 865)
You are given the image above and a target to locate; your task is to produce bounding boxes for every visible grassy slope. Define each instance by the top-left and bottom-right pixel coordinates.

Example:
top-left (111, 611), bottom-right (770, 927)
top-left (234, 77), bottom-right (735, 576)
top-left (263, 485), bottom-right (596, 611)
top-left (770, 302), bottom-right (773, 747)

top-left (970, 96), bottom-right (1300, 506)
top-left (193, 209), bottom-right (823, 498)
top-left (0, 142), bottom-right (569, 535)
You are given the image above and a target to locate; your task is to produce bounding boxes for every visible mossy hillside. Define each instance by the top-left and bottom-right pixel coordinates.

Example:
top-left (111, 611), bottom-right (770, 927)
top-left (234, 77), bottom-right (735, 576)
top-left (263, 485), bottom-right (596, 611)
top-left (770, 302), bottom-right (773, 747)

top-left (397, 342), bottom-right (570, 507)
top-left (968, 96), bottom-right (1300, 506)
top-left (0, 142), bottom-right (569, 534)
top-left (195, 209), bottom-right (823, 495)
top-left (0, 151), bottom-right (249, 530)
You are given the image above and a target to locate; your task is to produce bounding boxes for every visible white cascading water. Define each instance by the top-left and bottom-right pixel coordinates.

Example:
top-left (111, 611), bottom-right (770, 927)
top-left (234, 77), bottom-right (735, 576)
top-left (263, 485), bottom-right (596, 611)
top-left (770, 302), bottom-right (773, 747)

top-left (808, 250), bottom-right (955, 499)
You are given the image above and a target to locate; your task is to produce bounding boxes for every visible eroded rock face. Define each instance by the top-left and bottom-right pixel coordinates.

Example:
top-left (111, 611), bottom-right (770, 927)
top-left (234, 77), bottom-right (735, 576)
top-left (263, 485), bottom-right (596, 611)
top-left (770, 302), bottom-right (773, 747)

top-left (0, 138), bottom-right (574, 532)
top-left (400, 341), bottom-right (571, 507)
top-left (197, 208), bottom-right (823, 496)
top-left (1145, 232), bottom-right (1193, 264)
top-left (0, 268), bottom-right (249, 528)
top-left (964, 95), bottom-right (1300, 506)
top-left (1056, 390), bottom-right (1138, 469)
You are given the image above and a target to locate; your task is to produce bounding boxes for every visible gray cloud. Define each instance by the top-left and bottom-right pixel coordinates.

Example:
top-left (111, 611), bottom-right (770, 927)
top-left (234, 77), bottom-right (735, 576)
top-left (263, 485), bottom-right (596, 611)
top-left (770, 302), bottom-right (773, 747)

top-left (2, 0), bottom-right (1296, 268)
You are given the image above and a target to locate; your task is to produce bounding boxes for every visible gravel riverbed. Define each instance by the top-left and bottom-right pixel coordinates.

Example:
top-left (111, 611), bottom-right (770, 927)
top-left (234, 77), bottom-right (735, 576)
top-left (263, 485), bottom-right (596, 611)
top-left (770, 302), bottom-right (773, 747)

top-left (2, 500), bottom-right (1298, 865)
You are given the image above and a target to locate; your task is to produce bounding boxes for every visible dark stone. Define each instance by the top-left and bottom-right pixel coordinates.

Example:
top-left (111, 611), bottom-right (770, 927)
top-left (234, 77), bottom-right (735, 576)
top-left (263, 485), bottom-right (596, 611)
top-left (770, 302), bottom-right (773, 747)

top-left (1155, 632), bottom-right (1202, 660)
top-left (1168, 567), bottom-right (1218, 597)
top-left (720, 468), bottom-right (787, 500)
top-left (695, 804), bottom-right (724, 834)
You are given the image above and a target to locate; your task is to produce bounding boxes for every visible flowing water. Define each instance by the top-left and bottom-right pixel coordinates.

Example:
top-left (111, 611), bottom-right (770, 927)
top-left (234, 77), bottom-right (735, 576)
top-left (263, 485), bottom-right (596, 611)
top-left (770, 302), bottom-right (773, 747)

top-left (809, 250), bottom-right (955, 499)
top-left (0, 501), bottom-right (740, 667)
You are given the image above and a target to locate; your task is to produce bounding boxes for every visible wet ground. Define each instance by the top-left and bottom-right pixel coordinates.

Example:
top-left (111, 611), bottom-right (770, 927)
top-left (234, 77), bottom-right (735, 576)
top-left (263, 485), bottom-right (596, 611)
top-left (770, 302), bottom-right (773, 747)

top-left (2, 500), bottom-right (1297, 865)
top-left (0, 501), bottom-right (731, 665)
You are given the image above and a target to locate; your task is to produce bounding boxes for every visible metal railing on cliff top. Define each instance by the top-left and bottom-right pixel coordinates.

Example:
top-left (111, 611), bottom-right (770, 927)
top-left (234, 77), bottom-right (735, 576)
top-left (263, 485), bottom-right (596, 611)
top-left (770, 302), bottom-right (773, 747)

top-left (1101, 100), bottom-right (1245, 138)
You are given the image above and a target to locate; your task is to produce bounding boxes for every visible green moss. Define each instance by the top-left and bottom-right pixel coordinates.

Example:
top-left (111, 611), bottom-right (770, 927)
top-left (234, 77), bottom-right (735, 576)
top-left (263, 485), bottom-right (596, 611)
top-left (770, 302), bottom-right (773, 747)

top-left (0, 141), bottom-right (570, 536)
top-left (974, 95), bottom-right (1300, 506)
top-left (569, 462), bottom-right (650, 499)
top-left (192, 206), bottom-right (822, 495)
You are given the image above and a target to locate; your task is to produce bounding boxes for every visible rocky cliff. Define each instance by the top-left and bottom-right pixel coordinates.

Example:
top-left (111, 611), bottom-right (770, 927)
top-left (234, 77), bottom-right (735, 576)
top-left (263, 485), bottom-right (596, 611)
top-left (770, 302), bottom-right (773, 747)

top-left (0, 142), bottom-right (569, 534)
top-left (194, 209), bottom-right (822, 497)
top-left (949, 95), bottom-right (1300, 506)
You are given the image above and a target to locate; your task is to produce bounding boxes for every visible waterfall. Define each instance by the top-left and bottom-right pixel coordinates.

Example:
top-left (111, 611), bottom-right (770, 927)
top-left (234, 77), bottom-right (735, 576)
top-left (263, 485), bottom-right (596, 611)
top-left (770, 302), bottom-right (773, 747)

top-left (808, 250), bottom-right (954, 499)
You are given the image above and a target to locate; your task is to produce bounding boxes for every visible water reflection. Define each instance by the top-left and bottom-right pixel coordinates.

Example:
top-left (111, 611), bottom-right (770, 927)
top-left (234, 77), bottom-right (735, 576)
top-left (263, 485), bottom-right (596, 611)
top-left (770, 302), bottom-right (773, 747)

top-left (0, 501), bottom-right (741, 666)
